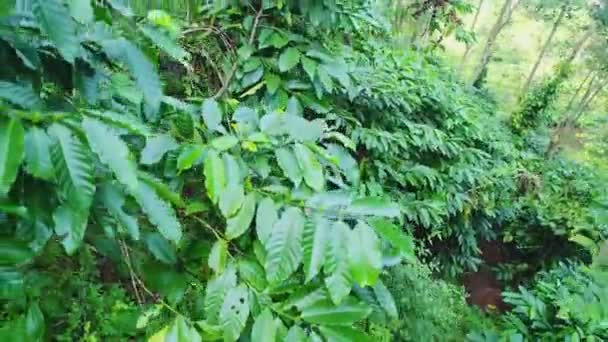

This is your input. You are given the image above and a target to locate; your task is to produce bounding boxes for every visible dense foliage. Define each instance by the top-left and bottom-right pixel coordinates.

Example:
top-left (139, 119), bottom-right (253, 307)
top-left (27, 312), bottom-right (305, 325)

top-left (1, 0), bottom-right (607, 341)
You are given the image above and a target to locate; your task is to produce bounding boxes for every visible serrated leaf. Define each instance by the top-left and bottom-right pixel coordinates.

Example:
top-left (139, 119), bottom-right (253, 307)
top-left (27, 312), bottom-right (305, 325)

top-left (318, 326), bottom-right (370, 342)
top-left (303, 216), bottom-right (329, 282)
top-left (220, 285), bottom-right (250, 342)
top-left (225, 194), bottom-right (256, 240)
top-left (346, 197), bottom-right (400, 218)
top-left (69, 0), bottom-right (93, 24)
top-left (53, 204), bottom-right (88, 255)
top-left (293, 144), bottom-right (324, 191)
top-left (49, 124), bottom-right (95, 210)
top-left (251, 309), bottom-right (275, 342)
top-left (98, 183), bottom-right (140, 240)
top-left (211, 135), bottom-right (238, 151)
top-left (373, 280), bottom-right (398, 320)
top-left (24, 127), bottom-right (54, 180)
top-left (265, 207), bottom-right (304, 284)
top-left (238, 258), bottom-right (267, 291)
top-left (134, 182), bottom-right (182, 244)
top-left (219, 183), bottom-right (245, 218)
top-left (140, 134), bottom-right (179, 165)
top-left (144, 233), bottom-right (177, 264)
top-left (0, 81), bottom-right (41, 109)
top-left (208, 240), bottom-right (227, 274)
top-left (324, 221), bottom-right (352, 304)
top-left (348, 222), bottom-right (382, 287)
top-left (204, 267), bottom-right (237, 324)
top-left (202, 98), bottom-right (223, 132)
top-left (139, 24), bottom-right (189, 63)
top-left (176, 145), bottom-right (205, 171)
top-left (256, 197), bottom-right (278, 246)
top-left (367, 218), bottom-right (414, 261)
top-left (278, 47), bottom-right (301, 72)
top-left (82, 118), bottom-right (138, 193)
top-left (301, 297), bottom-right (371, 326)
top-left (83, 110), bottom-right (150, 136)
top-left (101, 38), bottom-right (162, 118)
top-left (33, 0), bottom-right (79, 63)
top-left (0, 118), bottom-right (25, 196)
top-left (275, 148), bottom-right (302, 187)
top-left (204, 150), bottom-right (226, 204)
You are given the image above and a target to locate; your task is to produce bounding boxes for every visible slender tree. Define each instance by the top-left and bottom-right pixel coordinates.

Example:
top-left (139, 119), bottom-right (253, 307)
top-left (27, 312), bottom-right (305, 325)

top-left (460, 0), bottom-right (485, 71)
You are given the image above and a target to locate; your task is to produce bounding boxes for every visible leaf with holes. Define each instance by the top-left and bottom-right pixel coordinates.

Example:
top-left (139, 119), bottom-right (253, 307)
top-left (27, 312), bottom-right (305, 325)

top-left (204, 267), bottom-right (237, 324)
top-left (220, 284), bottom-right (250, 342)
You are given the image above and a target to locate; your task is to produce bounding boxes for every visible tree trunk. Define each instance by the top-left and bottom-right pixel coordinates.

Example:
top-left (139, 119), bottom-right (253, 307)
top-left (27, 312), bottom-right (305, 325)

top-left (522, 5), bottom-right (568, 94)
top-left (469, 0), bottom-right (514, 86)
top-left (565, 29), bottom-right (592, 65)
top-left (460, 0), bottom-right (485, 72)
top-left (564, 71), bottom-right (595, 115)
top-left (572, 81), bottom-right (605, 123)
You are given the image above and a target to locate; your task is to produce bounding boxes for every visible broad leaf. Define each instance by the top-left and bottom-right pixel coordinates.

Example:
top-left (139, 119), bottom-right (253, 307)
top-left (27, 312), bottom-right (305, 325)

top-left (348, 222), bottom-right (382, 287)
top-left (265, 207), bottom-right (304, 284)
top-left (0, 118), bottom-right (25, 196)
top-left (24, 127), bottom-right (54, 180)
top-left (211, 135), bottom-right (239, 151)
top-left (368, 218), bottom-right (415, 261)
top-left (177, 145), bottom-right (205, 171)
top-left (25, 302), bottom-right (45, 341)
top-left (225, 194), bottom-right (256, 240)
top-left (219, 183), bottom-right (245, 218)
top-left (134, 182), bottom-right (182, 244)
top-left (49, 124), bottom-right (95, 210)
top-left (238, 258), bottom-right (267, 291)
top-left (204, 267), bottom-right (237, 324)
top-left (140, 134), bottom-right (179, 165)
top-left (220, 285), bottom-right (250, 342)
top-left (53, 204), bottom-right (88, 255)
top-left (300, 298), bottom-right (371, 326)
top-left (202, 98), bottom-right (223, 132)
top-left (33, 0), bottom-right (79, 63)
top-left (346, 197), bottom-right (400, 218)
top-left (373, 280), bottom-right (398, 320)
top-left (251, 309), bottom-right (276, 342)
top-left (69, 0), bottom-right (94, 24)
top-left (208, 240), bottom-right (228, 274)
top-left (293, 144), bottom-right (324, 191)
top-left (324, 222), bottom-right (352, 304)
top-left (144, 233), bottom-right (177, 264)
top-left (204, 150), bottom-right (226, 204)
top-left (286, 326), bottom-right (307, 342)
top-left (98, 184), bottom-right (140, 240)
top-left (303, 216), bottom-right (330, 282)
top-left (318, 326), bottom-right (370, 342)
top-left (255, 197), bottom-right (278, 246)
top-left (275, 148), bottom-right (302, 187)
top-left (82, 118), bottom-right (138, 193)
top-left (0, 81), bottom-right (40, 109)
top-left (279, 47), bottom-right (301, 72)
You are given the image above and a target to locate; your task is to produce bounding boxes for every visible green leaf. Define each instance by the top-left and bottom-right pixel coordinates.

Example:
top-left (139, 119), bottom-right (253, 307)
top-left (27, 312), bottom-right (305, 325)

top-left (0, 118), bottom-right (25, 196)
top-left (69, 0), bottom-right (93, 24)
top-left (255, 197), bottom-right (278, 246)
top-left (223, 153), bottom-right (243, 184)
top-left (285, 115), bottom-right (324, 142)
top-left (144, 233), bottom-right (177, 264)
top-left (177, 145), bottom-right (205, 171)
top-left (204, 150), bottom-right (226, 204)
top-left (24, 127), bottom-right (54, 180)
top-left (373, 280), bottom-right (398, 320)
top-left (134, 182), bottom-right (182, 244)
top-left (265, 207), bottom-right (304, 284)
top-left (140, 134), bottom-right (179, 165)
top-left (348, 222), bottom-right (382, 287)
top-left (202, 98), bottom-right (223, 132)
top-left (238, 258), bottom-right (267, 291)
top-left (138, 172), bottom-right (186, 208)
top-left (318, 326), bottom-right (370, 342)
top-left (300, 297), bottom-right (371, 326)
top-left (220, 284), bottom-right (250, 342)
top-left (53, 204), bottom-right (88, 255)
top-left (219, 183), bottom-right (245, 218)
top-left (225, 194), bottom-right (256, 240)
top-left (0, 240), bottom-right (34, 266)
top-left (303, 216), bottom-right (329, 282)
top-left (265, 73), bottom-right (281, 94)
top-left (301, 57), bottom-right (317, 81)
top-left (211, 135), bottom-right (239, 151)
top-left (48, 124), bottom-right (95, 210)
top-left (139, 24), bottom-right (190, 63)
top-left (324, 222), bottom-right (352, 304)
top-left (251, 309), bottom-right (276, 342)
top-left (208, 240), bottom-right (228, 274)
top-left (82, 118), bottom-right (138, 193)
top-left (165, 316), bottom-right (201, 342)
top-left (25, 302), bottom-right (45, 341)
top-left (293, 144), bottom-right (324, 191)
top-left (286, 326), bottom-right (307, 342)
top-left (346, 197), bottom-right (400, 218)
top-left (242, 67), bottom-right (265, 89)
top-left (33, 0), bottom-right (79, 63)
top-left (98, 183), bottom-right (140, 240)
top-left (367, 218), bottom-right (415, 261)
top-left (0, 81), bottom-right (41, 109)
top-left (101, 38), bottom-right (162, 118)
top-left (317, 66), bottom-right (334, 93)
top-left (83, 110), bottom-right (150, 136)
top-left (275, 148), bottom-right (302, 187)
top-left (204, 267), bottom-right (237, 324)
top-left (278, 47), bottom-right (301, 72)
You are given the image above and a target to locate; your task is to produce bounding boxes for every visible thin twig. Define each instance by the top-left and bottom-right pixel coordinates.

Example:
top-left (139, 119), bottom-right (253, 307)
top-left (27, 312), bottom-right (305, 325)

top-left (213, 7), bottom-right (264, 99)
top-left (119, 240), bottom-right (144, 305)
